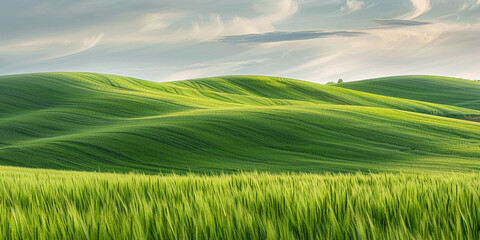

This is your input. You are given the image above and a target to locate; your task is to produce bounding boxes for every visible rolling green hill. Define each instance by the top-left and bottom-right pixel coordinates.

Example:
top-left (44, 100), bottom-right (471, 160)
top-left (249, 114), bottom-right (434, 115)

top-left (1, 73), bottom-right (480, 173)
top-left (337, 75), bottom-right (480, 110)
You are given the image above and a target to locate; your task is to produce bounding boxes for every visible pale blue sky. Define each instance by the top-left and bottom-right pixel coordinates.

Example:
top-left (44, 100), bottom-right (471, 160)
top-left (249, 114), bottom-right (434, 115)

top-left (1, 0), bottom-right (479, 82)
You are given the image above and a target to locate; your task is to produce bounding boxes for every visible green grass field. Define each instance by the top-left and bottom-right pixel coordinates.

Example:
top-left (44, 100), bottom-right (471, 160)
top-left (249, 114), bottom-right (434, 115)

top-left (1, 166), bottom-right (480, 239)
top-left (1, 73), bottom-right (480, 173)
top-left (2, 73), bottom-right (480, 239)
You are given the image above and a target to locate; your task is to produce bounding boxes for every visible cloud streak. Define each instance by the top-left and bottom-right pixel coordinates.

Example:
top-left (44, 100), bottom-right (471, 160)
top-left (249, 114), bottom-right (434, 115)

top-left (218, 30), bottom-right (366, 44)
top-left (374, 19), bottom-right (431, 27)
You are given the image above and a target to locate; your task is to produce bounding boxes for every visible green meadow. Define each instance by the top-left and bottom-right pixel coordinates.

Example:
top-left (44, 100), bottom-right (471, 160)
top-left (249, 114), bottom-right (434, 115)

top-left (1, 73), bottom-right (480, 173)
top-left (1, 73), bottom-right (480, 239)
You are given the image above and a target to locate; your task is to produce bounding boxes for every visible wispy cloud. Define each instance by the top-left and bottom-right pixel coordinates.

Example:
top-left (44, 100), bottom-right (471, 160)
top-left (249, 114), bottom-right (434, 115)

top-left (223, 0), bottom-right (299, 35)
top-left (402, 0), bottom-right (432, 19)
top-left (0, 33), bottom-right (104, 62)
top-left (163, 58), bottom-right (270, 81)
top-left (253, 0), bottom-right (299, 26)
top-left (339, 0), bottom-right (365, 14)
top-left (459, 0), bottom-right (480, 11)
top-left (138, 12), bottom-right (181, 32)
top-left (218, 30), bottom-right (365, 44)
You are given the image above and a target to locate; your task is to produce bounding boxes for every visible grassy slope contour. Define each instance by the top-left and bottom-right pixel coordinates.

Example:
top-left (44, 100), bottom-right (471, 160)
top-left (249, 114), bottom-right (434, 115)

top-left (1, 73), bottom-right (480, 173)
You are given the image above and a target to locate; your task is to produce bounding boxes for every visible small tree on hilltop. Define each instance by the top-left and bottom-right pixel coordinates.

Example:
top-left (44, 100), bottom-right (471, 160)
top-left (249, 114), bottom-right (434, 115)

top-left (337, 79), bottom-right (343, 83)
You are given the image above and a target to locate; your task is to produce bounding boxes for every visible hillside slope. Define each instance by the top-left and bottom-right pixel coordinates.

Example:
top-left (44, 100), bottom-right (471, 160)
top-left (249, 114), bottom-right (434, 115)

top-left (1, 73), bottom-right (480, 173)
top-left (337, 75), bottom-right (480, 110)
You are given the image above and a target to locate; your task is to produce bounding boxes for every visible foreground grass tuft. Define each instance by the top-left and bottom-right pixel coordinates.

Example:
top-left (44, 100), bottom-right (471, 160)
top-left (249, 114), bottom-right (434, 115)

top-left (1, 166), bottom-right (479, 239)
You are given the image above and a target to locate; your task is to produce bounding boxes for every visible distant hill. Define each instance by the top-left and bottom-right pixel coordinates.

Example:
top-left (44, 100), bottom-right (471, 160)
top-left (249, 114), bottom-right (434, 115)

top-left (337, 75), bottom-right (480, 110)
top-left (1, 73), bottom-right (479, 173)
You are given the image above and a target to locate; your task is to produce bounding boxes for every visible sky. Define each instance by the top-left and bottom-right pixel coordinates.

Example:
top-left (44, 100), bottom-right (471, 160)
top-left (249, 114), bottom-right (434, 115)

top-left (1, 0), bottom-right (480, 83)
